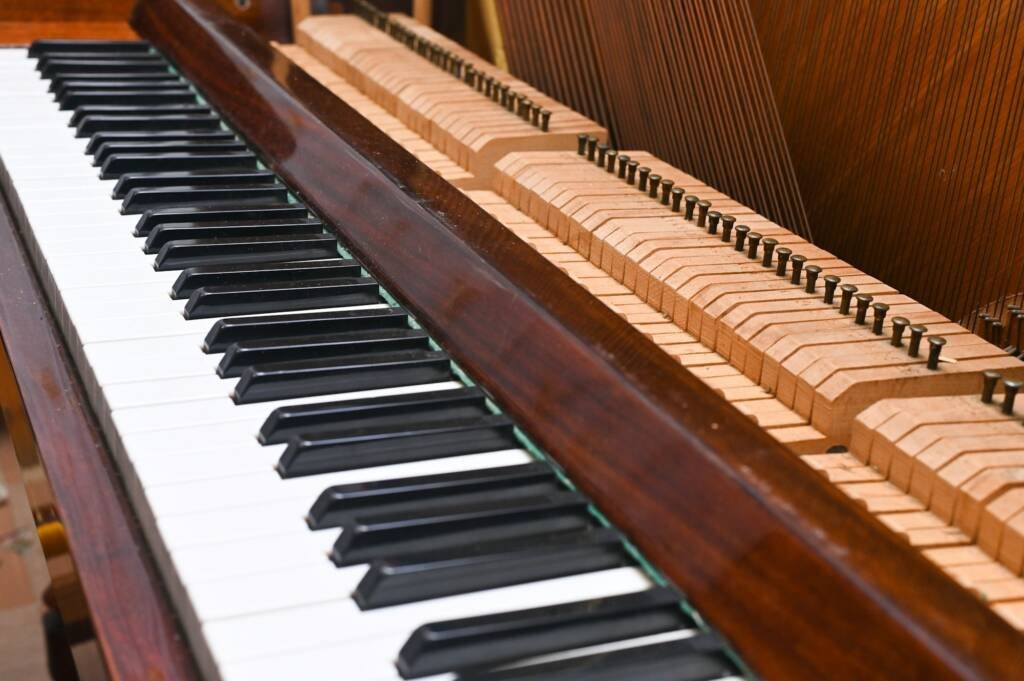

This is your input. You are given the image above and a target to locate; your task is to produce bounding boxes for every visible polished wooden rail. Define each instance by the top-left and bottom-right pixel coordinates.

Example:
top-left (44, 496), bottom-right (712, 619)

top-left (131, 1), bottom-right (1024, 678)
top-left (0, 179), bottom-right (199, 678)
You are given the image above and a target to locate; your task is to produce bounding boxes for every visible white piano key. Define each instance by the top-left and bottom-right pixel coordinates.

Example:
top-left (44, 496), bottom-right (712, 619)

top-left (143, 449), bottom-right (533, 519)
top-left (111, 381), bottom-right (464, 434)
top-left (202, 567), bottom-right (651, 662)
top-left (170, 531), bottom-right (335, 584)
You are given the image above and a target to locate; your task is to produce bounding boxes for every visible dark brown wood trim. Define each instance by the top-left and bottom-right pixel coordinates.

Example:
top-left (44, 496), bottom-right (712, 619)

top-left (131, 1), bottom-right (1024, 678)
top-left (0, 184), bottom-right (199, 679)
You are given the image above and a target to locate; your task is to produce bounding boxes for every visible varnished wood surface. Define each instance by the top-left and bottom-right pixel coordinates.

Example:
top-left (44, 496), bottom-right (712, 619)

top-left (750, 0), bottom-right (1024, 328)
top-left (133, 1), bottom-right (1024, 677)
top-left (0, 185), bottom-right (199, 677)
top-left (0, 22), bottom-right (136, 44)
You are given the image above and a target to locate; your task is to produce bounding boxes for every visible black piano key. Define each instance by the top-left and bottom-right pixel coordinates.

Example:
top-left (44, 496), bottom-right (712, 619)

top-left (203, 307), bottom-right (408, 352)
top-left (85, 129), bottom-right (235, 155)
top-left (184, 277), bottom-right (378, 319)
top-left (93, 139), bottom-right (247, 165)
top-left (145, 216), bottom-right (319, 253)
top-left (217, 328), bottom-right (431, 377)
top-left (329, 491), bottom-right (591, 566)
top-left (172, 258), bottom-right (359, 298)
top-left (54, 78), bottom-right (185, 97)
top-left (456, 633), bottom-right (737, 681)
top-left (121, 183), bottom-right (289, 214)
top-left (69, 104), bottom-right (211, 127)
top-left (60, 89), bottom-right (197, 110)
top-left (135, 205), bottom-right (308, 236)
top-left (397, 587), bottom-right (690, 678)
top-left (37, 52), bottom-right (166, 70)
top-left (233, 349), bottom-right (452, 404)
top-left (101, 152), bottom-right (261, 180)
top-left (154, 234), bottom-right (339, 271)
top-left (29, 39), bottom-right (151, 57)
top-left (117, 169), bottom-right (279, 201)
top-left (308, 461), bottom-right (556, 530)
top-left (356, 528), bottom-right (630, 610)
top-left (279, 413), bottom-right (518, 478)
top-left (41, 59), bottom-right (171, 78)
top-left (260, 385), bottom-right (484, 446)
top-left (76, 113), bottom-right (222, 137)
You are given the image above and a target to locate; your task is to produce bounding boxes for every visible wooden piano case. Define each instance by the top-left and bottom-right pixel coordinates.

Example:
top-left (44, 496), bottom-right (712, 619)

top-left (0, 0), bottom-right (1021, 677)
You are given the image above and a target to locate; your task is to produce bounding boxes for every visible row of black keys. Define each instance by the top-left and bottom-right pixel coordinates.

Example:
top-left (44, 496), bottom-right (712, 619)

top-left (32, 39), bottom-right (741, 681)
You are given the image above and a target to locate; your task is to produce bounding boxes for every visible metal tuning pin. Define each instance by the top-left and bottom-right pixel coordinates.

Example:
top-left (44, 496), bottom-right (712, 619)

top-left (854, 294), bottom-right (873, 324)
top-left (617, 154), bottom-right (630, 178)
top-left (485, 76), bottom-right (495, 98)
top-left (890, 316), bottom-right (909, 346)
top-left (671, 187), bottom-right (684, 212)
top-left (684, 195), bottom-right (699, 220)
top-left (822, 275), bottom-right (841, 304)
top-left (992, 320), bottom-right (1004, 347)
top-left (804, 265), bottom-right (822, 293)
top-left (871, 302), bottom-right (889, 335)
top-left (586, 135), bottom-right (598, 161)
top-left (734, 224), bottom-right (750, 251)
top-left (660, 178), bottom-right (674, 204)
top-left (576, 133), bottom-right (587, 156)
top-left (464, 64), bottom-right (475, 85)
top-left (707, 210), bottom-right (721, 234)
top-left (626, 160), bottom-right (638, 185)
top-left (907, 324), bottom-right (927, 357)
top-left (721, 215), bottom-right (736, 242)
top-left (540, 109), bottom-right (551, 132)
top-left (521, 98), bottom-right (533, 121)
top-left (838, 284), bottom-right (858, 315)
top-left (761, 238), bottom-right (778, 267)
top-left (648, 173), bottom-right (661, 198)
top-left (696, 200), bottom-right (711, 227)
top-left (789, 254), bottom-right (806, 284)
top-left (1003, 379), bottom-right (1022, 414)
top-left (746, 232), bottom-right (763, 259)
top-left (596, 143), bottom-right (608, 167)
top-left (606, 149), bottom-right (617, 172)
top-left (531, 104), bottom-right (541, 127)
top-left (638, 167), bottom-right (650, 191)
top-left (775, 247), bottom-right (791, 276)
top-left (982, 371), bottom-right (1001, 404)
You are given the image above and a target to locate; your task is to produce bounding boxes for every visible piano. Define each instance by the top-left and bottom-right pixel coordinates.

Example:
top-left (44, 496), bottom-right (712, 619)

top-left (0, 1), bottom-right (1022, 679)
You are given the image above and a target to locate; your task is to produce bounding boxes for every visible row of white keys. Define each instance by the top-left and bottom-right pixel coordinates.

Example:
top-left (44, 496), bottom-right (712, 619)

top-left (1, 53), bottom-right (683, 680)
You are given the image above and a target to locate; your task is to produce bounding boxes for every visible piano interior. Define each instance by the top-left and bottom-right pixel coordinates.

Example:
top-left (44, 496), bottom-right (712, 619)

top-left (1, 1), bottom-right (1023, 679)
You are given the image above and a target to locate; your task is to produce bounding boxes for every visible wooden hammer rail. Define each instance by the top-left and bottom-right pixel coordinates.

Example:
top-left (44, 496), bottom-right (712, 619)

top-left (295, 13), bottom-right (606, 187)
top-left (494, 149), bottom-right (1024, 444)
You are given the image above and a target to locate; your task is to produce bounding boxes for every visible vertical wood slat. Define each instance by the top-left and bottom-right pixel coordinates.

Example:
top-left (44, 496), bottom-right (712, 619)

top-left (493, 0), bottom-right (811, 240)
top-left (752, 0), bottom-right (1024, 327)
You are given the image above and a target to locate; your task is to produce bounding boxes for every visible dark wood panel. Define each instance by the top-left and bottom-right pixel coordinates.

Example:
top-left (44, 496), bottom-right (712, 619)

top-left (494, 0), bottom-right (810, 240)
top-left (0, 185), bottom-right (198, 679)
top-left (751, 0), bottom-right (1024, 328)
top-left (0, 21), bottom-right (136, 43)
top-left (133, 1), bottom-right (1024, 678)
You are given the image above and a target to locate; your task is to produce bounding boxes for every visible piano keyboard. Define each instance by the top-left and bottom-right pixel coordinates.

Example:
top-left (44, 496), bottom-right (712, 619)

top-left (0, 40), bottom-right (747, 681)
